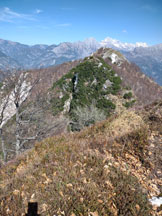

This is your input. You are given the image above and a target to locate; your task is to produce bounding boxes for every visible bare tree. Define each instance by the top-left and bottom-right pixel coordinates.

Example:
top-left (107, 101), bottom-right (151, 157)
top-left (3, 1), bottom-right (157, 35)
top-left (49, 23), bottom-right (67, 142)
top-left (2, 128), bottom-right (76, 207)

top-left (0, 95), bottom-right (9, 162)
top-left (0, 70), bottom-right (69, 159)
top-left (70, 103), bottom-right (106, 131)
top-left (0, 73), bottom-right (13, 162)
top-left (4, 71), bottom-right (40, 155)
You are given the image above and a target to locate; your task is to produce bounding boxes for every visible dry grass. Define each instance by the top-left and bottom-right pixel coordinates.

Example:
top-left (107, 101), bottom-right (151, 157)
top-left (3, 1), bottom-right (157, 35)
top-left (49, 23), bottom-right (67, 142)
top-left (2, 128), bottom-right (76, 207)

top-left (0, 110), bottom-right (161, 215)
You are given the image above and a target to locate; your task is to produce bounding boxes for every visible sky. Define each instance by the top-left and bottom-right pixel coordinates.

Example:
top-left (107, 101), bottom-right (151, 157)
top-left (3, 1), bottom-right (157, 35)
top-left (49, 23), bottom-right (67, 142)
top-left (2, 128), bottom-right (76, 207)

top-left (0, 0), bottom-right (161, 45)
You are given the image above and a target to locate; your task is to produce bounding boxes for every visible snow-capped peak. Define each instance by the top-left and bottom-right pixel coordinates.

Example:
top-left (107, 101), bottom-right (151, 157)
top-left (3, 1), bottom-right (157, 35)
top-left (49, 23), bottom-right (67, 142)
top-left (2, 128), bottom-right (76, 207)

top-left (100, 37), bottom-right (148, 51)
top-left (135, 42), bottom-right (148, 47)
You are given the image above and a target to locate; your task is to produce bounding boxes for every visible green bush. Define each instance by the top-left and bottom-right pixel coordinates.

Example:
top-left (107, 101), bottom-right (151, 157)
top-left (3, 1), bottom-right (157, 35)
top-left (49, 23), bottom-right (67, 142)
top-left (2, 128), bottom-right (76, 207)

top-left (123, 100), bottom-right (136, 108)
top-left (97, 98), bottom-right (116, 114)
top-left (123, 92), bottom-right (133, 99)
top-left (51, 94), bottom-right (69, 115)
top-left (0, 82), bottom-right (3, 89)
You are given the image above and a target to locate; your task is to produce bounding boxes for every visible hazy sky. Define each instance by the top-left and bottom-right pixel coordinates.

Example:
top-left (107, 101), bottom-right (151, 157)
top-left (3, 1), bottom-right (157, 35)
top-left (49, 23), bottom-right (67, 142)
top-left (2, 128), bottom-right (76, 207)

top-left (0, 0), bottom-right (161, 45)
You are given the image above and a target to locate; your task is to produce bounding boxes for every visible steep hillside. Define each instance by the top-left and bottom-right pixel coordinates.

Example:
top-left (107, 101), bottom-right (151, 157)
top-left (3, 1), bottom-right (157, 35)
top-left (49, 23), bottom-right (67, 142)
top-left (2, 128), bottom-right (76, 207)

top-left (30, 48), bottom-right (161, 111)
top-left (94, 48), bottom-right (162, 105)
top-left (0, 102), bottom-right (162, 215)
top-left (0, 50), bottom-right (137, 161)
top-left (50, 53), bottom-right (136, 131)
top-left (0, 48), bottom-right (161, 161)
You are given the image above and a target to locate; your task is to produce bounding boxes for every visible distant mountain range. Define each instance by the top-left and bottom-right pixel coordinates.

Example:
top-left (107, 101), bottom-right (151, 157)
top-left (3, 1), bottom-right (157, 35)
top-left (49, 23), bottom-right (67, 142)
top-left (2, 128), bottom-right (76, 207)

top-left (122, 44), bottom-right (162, 86)
top-left (0, 37), bottom-right (162, 85)
top-left (100, 37), bottom-right (148, 51)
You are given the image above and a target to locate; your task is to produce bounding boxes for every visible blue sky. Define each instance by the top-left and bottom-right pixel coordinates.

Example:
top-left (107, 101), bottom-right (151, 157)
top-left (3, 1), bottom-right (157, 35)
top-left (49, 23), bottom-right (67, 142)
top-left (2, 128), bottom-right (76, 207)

top-left (0, 0), bottom-right (161, 45)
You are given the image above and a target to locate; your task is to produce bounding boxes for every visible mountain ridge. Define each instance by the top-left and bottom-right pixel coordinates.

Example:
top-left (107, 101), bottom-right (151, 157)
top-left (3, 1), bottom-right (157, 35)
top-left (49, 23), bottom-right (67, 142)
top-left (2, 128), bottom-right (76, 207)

top-left (0, 37), bottom-right (162, 85)
top-left (0, 48), bottom-right (162, 215)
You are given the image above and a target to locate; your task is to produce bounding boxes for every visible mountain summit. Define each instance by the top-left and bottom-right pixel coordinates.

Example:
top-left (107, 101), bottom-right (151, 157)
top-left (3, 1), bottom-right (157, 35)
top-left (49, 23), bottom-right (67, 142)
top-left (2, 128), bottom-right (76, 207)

top-left (100, 37), bottom-right (148, 51)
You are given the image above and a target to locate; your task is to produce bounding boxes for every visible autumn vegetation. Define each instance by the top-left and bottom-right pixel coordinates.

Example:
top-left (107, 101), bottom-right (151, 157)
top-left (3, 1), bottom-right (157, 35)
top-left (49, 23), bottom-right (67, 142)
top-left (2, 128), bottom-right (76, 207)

top-left (0, 48), bottom-right (162, 215)
top-left (0, 103), bottom-right (162, 215)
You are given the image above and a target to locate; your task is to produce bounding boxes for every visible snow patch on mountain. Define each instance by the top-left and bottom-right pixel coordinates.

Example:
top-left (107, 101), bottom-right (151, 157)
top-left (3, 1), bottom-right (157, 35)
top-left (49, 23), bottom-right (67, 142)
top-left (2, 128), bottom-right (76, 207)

top-left (110, 53), bottom-right (118, 64)
top-left (102, 48), bottom-right (128, 66)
